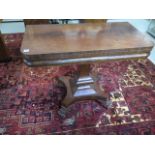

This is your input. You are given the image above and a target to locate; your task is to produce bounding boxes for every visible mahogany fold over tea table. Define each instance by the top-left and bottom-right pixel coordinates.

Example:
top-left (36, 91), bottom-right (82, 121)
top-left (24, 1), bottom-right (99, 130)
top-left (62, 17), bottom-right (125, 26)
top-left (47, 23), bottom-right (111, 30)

top-left (21, 22), bottom-right (154, 112)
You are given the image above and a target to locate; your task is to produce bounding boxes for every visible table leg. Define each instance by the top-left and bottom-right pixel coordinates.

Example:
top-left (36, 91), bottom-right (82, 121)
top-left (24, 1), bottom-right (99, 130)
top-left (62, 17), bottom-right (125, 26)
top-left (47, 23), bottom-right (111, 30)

top-left (59, 64), bottom-right (112, 110)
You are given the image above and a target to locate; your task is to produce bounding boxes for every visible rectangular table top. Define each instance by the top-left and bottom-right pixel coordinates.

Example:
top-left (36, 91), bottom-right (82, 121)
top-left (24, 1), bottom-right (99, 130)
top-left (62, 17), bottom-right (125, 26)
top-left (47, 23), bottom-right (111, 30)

top-left (21, 22), bottom-right (154, 66)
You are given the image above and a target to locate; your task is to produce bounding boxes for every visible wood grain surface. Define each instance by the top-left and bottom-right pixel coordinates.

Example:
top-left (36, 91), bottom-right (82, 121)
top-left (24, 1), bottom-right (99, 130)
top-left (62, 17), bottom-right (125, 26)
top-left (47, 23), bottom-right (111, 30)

top-left (21, 22), bottom-right (154, 66)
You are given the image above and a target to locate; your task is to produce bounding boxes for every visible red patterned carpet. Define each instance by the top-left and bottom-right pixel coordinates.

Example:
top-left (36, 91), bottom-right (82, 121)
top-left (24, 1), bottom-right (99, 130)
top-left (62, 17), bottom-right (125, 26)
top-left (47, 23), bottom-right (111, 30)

top-left (0, 33), bottom-right (155, 135)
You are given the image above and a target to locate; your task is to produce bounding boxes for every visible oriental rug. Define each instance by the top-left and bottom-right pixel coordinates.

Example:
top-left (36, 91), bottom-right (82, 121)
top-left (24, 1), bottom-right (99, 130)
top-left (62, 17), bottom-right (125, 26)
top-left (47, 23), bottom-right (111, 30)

top-left (0, 33), bottom-right (155, 134)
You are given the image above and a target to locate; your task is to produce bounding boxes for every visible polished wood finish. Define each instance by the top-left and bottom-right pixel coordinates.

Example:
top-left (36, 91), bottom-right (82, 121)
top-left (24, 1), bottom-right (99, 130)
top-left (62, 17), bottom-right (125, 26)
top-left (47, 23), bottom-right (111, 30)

top-left (21, 22), bottom-right (154, 66)
top-left (59, 64), bottom-right (109, 108)
top-left (21, 22), bottom-right (154, 110)
top-left (0, 32), bottom-right (11, 62)
top-left (80, 19), bottom-right (107, 23)
top-left (24, 19), bottom-right (49, 25)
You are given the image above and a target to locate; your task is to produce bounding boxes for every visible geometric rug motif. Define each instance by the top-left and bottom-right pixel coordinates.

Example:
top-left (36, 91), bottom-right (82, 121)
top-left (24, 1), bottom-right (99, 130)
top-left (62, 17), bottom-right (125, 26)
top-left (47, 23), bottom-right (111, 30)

top-left (0, 33), bottom-right (155, 134)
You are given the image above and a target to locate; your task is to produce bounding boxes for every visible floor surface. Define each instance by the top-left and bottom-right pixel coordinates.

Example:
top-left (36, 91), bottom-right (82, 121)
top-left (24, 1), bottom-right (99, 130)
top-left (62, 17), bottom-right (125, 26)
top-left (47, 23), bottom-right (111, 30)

top-left (0, 34), bottom-right (155, 134)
